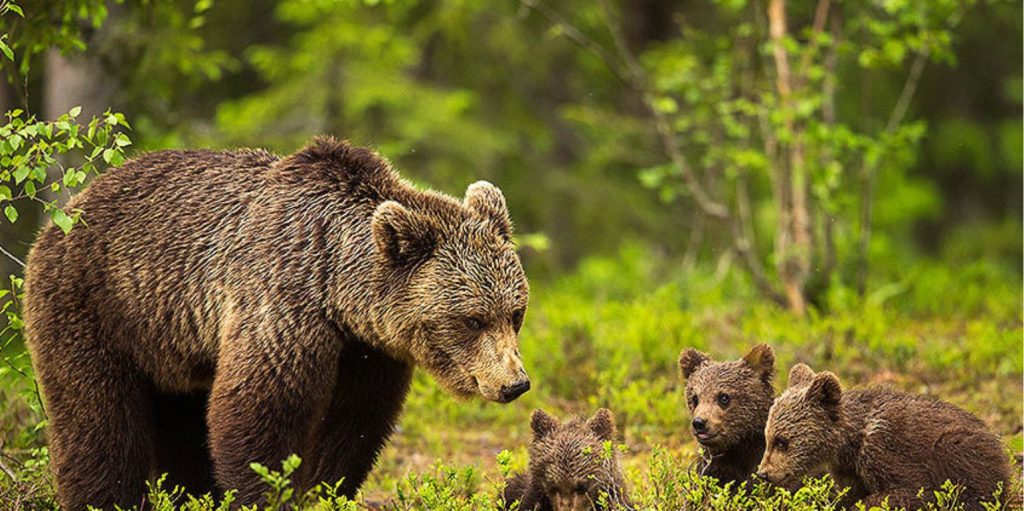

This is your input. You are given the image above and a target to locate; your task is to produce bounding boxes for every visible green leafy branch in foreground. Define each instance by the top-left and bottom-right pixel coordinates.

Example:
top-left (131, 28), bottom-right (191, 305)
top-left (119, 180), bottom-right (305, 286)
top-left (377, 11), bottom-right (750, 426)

top-left (0, 107), bottom-right (132, 436)
top-left (0, 107), bottom-right (131, 236)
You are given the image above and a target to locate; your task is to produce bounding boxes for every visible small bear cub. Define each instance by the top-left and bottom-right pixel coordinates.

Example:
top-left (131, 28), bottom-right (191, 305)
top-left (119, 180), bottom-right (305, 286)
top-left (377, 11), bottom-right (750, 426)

top-left (678, 344), bottom-right (776, 485)
top-left (757, 363), bottom-right (1013, 509)
top-left (503, 409), bottom-right (631, 511)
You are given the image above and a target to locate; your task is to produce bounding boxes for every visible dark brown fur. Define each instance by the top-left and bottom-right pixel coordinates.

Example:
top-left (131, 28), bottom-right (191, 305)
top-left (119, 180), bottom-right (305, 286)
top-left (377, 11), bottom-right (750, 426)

top-left (503, 409), bottom-right (631, 511)
top-left (23, 137), bottom-right (531, 510)
top-left (758, 364), bottom-right (1013, 510)
top-left (678, 344), bottom-right (775, 486)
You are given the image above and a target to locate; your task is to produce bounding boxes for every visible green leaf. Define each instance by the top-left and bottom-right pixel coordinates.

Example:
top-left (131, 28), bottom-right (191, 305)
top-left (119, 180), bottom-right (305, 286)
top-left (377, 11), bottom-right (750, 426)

top-left (12, 165), bottom-right (29, 184)
top-left (0, 185), bottom-right (10, 200)
top-left (0, 40), bottom-right (13, 62)
top-left (114, 132), bottom-right (132, 147)
top-left (4, 205), bottom-right (18, 223)
top-left (51, 209), bottom-right (74, 234)
top-left (69, 105), bottom-right (82, 118)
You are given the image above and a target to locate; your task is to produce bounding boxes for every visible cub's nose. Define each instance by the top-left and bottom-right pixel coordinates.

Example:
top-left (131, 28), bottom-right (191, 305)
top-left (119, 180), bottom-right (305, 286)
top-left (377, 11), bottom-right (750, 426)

top-left (692, 417), bottom-right (708, 433)
top-left (755, 472), bottom-right (770, 483)
top-left (499, 379), bottom-right (531, 403)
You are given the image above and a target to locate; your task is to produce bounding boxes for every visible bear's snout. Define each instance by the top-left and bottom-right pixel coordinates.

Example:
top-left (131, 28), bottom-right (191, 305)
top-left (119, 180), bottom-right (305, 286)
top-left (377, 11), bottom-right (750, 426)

top-left (499, 379), bottom-right (531, 403)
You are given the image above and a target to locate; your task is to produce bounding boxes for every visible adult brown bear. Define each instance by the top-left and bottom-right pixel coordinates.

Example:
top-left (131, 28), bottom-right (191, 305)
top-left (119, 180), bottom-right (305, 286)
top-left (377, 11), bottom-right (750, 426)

top-left (23, 137), bottom-right (531, 510)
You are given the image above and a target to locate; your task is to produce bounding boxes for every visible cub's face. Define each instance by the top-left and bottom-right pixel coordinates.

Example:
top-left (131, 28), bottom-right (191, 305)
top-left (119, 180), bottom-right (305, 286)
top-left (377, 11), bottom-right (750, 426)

top-left (756, 364), bottom-right (842, 490)
top-left (371, 181), bottom-right (530, 403)
top-left (678, 344), bottom-right (775, 451)
top-left (529, 409), bottom-right (626, 511)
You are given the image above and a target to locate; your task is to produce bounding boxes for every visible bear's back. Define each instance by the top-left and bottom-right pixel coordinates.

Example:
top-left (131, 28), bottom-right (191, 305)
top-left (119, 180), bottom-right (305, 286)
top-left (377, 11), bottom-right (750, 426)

top-left (851, 387), bottom-right (1010, 498)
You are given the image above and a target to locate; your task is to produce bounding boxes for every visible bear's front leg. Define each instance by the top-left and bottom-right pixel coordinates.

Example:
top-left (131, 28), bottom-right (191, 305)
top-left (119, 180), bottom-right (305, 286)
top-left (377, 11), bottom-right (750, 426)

top-left (302, 340), bottom-right (413, 496)
top-left (208, 315), bottom-right (340, 504)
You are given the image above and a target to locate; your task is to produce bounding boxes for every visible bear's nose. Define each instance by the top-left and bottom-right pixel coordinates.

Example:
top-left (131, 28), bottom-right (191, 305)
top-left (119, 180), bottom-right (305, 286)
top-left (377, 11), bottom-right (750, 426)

top-left (755, 471), bottom-right (770, 483)
top-left (692, 417), bottom-right (708, 433)
top-left (499, 379), bottom-right (531, 403)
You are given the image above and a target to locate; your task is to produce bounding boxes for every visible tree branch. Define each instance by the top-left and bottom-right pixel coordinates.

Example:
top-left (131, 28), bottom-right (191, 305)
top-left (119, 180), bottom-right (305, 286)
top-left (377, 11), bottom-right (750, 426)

top-left (0, 244), bottom-right (24, 268)
top-left (516, 0), bottom-right (635, 90)
top-left (885, 48), bottom-right (929, 135)
top-left (857, 47), bottom-right (930, 294)
top-left (517, 0), bottom-right (730, 219)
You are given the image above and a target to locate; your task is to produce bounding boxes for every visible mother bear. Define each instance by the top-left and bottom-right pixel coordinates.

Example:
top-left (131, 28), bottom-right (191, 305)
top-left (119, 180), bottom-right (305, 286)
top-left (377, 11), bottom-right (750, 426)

top-left (23, 137), bottom-right (531, 510)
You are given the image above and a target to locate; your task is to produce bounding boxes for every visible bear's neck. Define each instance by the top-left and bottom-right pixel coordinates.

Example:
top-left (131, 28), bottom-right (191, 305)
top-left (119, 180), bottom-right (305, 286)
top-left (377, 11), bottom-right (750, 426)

top-left (705, 431), bottom-right (765, 483)
top-left (830, 391), bottom-right (873, 478)
top-left (321, 181), bottom-right (422, 362)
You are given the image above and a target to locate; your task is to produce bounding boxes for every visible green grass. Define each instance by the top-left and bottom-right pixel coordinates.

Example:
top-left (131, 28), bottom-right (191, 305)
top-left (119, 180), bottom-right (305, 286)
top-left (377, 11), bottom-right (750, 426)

top-left (1, 244), bottom-right (1021, 510)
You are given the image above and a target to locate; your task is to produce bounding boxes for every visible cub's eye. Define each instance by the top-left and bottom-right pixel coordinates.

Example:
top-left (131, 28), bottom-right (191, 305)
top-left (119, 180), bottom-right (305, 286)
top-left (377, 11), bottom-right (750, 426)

top-left (717, 393), bottom-right (731, 408)
top-left (774, 437), bottom-right (789, 452)
top-left (511, 309), bottom-right (525, 332)
top-left (464, 317), bottom-right (486, 331)
top-left (688, 395), bottom-right (698, 408)
top-left (573, 484), bottom-right (588, 494)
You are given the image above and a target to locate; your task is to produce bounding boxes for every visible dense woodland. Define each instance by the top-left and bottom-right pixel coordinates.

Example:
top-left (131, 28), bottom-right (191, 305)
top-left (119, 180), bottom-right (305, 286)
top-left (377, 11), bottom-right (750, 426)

top-left (0, 0), bottom-right (1021, 509)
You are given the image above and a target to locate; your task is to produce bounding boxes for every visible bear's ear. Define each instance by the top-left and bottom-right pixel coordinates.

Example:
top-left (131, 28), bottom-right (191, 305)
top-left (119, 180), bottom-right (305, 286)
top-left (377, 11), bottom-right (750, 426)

top-left (464, 181), bottom-right (513, 242)
top-left (806, 371), bottom-right (842, 420)
top-left (742, 344), bottom-right (776, 385)
top-left (588, 408), bottom-right (616, 441)
top-left (531, 409), bottom-right (559, 439)
top-left (787, 363), bottom-right (815, 388)
top-left (679, 348), bottom-right (711, 380)
top-left (371, 201), bottom-right (437, 266)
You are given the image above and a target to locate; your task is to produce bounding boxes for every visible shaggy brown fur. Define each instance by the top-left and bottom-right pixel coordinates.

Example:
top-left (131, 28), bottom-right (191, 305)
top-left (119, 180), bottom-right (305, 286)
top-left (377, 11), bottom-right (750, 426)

top-left (758, 364), bottom-right (1013, 510)
top-left (678, 344), bottom-right (775, 486)
top-left (23, 137), bottom-right (531, 510)
top-left (503, 409), bottom-right (631, 511)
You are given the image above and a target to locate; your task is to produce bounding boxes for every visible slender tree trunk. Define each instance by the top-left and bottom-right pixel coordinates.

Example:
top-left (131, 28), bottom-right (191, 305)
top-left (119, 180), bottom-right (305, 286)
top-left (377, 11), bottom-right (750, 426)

top-left (44, 49), bottom-right (116, 121)
top-left (767, 0), bottom-right (806, 314)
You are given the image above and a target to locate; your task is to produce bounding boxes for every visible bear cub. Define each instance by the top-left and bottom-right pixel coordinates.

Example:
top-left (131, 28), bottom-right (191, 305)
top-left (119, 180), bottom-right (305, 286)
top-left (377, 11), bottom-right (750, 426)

top-left (503, 409), bottom-right (631, 511)
top-left (678, 344), bottom-right (776, 486)
top-left (757, 364), bottom-right (1013, 510)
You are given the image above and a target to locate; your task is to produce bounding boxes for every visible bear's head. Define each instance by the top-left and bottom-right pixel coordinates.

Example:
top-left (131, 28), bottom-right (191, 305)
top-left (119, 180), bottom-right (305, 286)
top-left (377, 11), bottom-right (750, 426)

top-left (370, 181), bottom-right (530, 403)
top-left (527, 409), bottom-right (629, 511)
top-left (678, 344), bottom-right (776, 452)
top-left (755, 363), bottom-right (843, 490)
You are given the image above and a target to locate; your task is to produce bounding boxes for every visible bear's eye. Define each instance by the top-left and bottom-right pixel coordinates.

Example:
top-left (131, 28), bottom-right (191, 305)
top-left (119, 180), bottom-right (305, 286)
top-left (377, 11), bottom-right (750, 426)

top-left (573, 483), bottom-right (588, 494)
top-left (511, 309), bottom-right (525, 332)
top-left (689, 395), bottom-right (698, 408)
top-left (774, 436), bottom-right (789, 452)
top-left (463, 317), bottom-right (486, 332)
top-left (717, 393), bottom-right (731, 408)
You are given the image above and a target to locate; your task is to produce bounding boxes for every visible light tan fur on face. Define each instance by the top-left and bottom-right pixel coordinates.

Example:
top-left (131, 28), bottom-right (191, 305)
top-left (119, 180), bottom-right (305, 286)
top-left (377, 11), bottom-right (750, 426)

top-left (757, 364), bottom-right (842, 490)
top-left (369, 181), bottom-right (530, 403)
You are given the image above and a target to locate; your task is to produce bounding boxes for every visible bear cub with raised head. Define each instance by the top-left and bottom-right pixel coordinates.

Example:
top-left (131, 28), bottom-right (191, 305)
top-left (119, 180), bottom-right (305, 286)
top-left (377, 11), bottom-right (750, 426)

top-left (678, 344), bottom-right (776, 486)
top-left (758, 364), bottom-right (1013, 510)
top-left (503, 409), bottom-right (631, 511)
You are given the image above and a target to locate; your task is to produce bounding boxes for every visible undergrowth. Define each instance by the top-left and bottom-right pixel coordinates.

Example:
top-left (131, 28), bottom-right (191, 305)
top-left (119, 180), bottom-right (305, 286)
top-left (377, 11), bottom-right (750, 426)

top-left (1, 245), bottom-right (1021, 510)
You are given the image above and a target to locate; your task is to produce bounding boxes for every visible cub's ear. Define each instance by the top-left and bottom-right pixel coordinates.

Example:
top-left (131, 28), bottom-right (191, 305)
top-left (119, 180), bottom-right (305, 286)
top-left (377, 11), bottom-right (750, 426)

top-left (742, 344), bottom-right (776, 385)
top-left (371, 201), bottom-right (437, 266)
top-left (588, 408), bottom-right (616, 441)
top-left (806, 372), bottom-right (842, 420)
top-left (679, 348), bottom-right (711, 380)
top-left (531, 409), bottom-right (559, 440)
top-left (787, 363), bottom-right (815, 388)
top-left (464, 181), bottom-right (513, 241)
